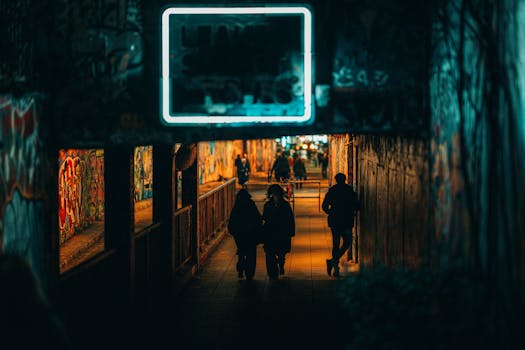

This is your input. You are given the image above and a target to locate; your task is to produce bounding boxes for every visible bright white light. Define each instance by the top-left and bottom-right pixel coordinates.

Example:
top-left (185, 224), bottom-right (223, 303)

top-left (161, 6), bottom-right (313, 125)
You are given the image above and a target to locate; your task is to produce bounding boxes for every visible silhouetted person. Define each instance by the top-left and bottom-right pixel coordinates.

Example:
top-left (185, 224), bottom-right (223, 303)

top-left (321, 152), bottom-right (329, 179)
top-left (228, 189), bottom-right (262, 280)
top-left (237, 156), bottom-right (250, 188)
top-left (322, 173), bottom-right (359, 277)
top-left (293, 157), bottom-right (306, 189)
top-left (0, 254), bottom-right (71, 349)
top-left (262, 184), bottom-right (295, 280)
top-left (317, 151), bottom-right (323, 168)
top-left (243, 153), bottom-right (251, 170)
top-left (235, 154), bottom-right (242, 168)
top-left (271, 154), bottom-right (290, 182)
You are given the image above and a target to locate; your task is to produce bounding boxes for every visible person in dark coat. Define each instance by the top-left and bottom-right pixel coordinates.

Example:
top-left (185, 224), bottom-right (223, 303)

top-left (321, 152), bottom-right (329, 179)
top-left (237, 156), bottom-right (250, 188)
top-left (293, 157), bottom-right (306, 189)
top-left (228, 189), bottom-right (262, 280)
top-left (322, 173), bottom-right (359, 277)
top-left (271, 154), bottom-right (291, 182)
top-left (262, 184), bottom-right (295, 280)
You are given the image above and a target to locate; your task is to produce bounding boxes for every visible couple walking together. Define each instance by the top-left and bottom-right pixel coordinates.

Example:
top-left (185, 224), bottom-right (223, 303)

top-left (228, 184), bottom-right (294, 280)
top-left (228, 172), bottom-right (359, 280)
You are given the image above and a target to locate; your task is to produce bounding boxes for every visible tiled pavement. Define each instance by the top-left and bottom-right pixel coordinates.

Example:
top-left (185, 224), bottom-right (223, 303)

top-left (162, 184), bottom-right (359, 350)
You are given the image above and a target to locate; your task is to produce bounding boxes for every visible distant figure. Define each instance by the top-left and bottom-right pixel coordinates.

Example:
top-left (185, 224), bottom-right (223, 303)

top-left (262, 185), bottom-right (295, 280)
top-left (311, 149), bottom-right (318, 167)
top-left (228, 189), bottom-right (262, 280)
top-left (293, 157), bottom-right (306, 189)
top-left (0, 254), bottom-right (71, 349)
top-left (321, 152), bottom-right (329, 179)
top-left (271, 154), bottom-right (290, 182)
top-left (287, 153), bottom-right (295, 168)
top-left (235, 154), bottom-right (242, 169)
top-left (243, 153), bottom-right (251, 171)
top-left (237, 155), bottom-right (251, 188)
top-left (317, 152), bottom-right (323, 168)
top-left (322, 173), bottom-right (359, 277)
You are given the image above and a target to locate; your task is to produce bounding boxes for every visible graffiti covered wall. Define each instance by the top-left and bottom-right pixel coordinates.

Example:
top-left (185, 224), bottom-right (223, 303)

top-left (0, 95), bottom-right (49, 285)
top-left (134, 145), bottom-right (153, 201)
top-left (198, 141), bottom-right (235, 185)
top-left (357, 135), bottom-right (429, 267)
top-left (430, 0), bottom-right (525, 313)
top-left (58, 149), bottom-right (104, 245)
top-left (199, 139), bottom-right (276, 185)
top-left (246, 139), bottom-right (277, 173)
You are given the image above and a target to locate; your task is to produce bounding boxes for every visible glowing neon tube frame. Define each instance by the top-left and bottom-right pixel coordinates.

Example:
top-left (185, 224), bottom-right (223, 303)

top-left (161, 6), bottom-right (313, 125)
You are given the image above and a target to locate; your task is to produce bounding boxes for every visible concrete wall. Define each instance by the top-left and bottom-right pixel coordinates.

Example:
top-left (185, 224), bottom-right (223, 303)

top-left (357, 135), bottom-right (429, 267)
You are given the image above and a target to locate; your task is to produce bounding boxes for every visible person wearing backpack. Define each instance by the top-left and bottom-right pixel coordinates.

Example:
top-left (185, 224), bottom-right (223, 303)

top-left (322, 173), bottom-right (359, 277)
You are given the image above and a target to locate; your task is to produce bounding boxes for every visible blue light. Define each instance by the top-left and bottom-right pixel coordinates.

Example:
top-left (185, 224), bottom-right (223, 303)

top-left (161, 6), bottom-right (313, 125)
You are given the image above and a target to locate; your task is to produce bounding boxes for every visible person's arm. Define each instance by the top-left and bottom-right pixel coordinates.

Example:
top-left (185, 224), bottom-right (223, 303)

top-left (322, 190), bottom-right (331, 214)
top-left (287, 202), bottom-right (295, 237)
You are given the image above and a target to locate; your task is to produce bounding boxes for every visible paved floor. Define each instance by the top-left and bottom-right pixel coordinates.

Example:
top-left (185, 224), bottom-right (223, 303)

top-left (164, 177), bottom-right (359, 350)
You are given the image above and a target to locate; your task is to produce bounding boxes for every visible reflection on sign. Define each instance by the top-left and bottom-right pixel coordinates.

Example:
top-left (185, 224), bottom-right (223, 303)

top-left (161, 6), bottom-right (313, 125)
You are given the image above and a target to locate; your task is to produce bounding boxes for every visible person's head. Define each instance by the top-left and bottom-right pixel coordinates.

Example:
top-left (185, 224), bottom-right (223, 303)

top-left (267, 184), bottom-right (284, 202)
top-left (236, 154), bottom-right (240, 158)
top-left (335, 173), bottom-right (346, 184)
top-left (243, 153), bottom-right (248, 158)
top-left (235, 189), bottom-right (251, 202)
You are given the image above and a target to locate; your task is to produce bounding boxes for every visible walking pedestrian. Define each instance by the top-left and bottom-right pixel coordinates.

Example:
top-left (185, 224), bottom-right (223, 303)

top-left (321, 152), bottom-right (329, 179)
top-left (228, 189), bottom-right (262, 280)
top-left (237, 155), bottom-right (250, 188)
top-left (293, 157), bottom-right (306, 189)
top-left (322, 173), bottom-right (359, 277)
top-left (262, 184), bottom-right (295, 280)
top-left (271, 154), bottom-right (290, 182)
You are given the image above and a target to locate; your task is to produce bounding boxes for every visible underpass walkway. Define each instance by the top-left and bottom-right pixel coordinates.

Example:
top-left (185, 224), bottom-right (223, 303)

top-left (165, 183), bottom-right (359, 349)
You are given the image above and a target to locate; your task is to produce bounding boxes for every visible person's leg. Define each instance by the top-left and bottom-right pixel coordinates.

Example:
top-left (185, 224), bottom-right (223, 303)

top-left (235, 239), bottom-right (243, 278)
top-left (236, 255), bottom-right (244, 278)
top-left (331, 229), bottom-right (341, 261)
top-left (277, 252), bottom-right (286, 275)
top-left (245, 245), bottom-right (257, 279)
top-left (332, 227), bottom-right (352, 276)
top-left (327, 229), bottom-right (341, 276)
top-left (265, 251), bottom-right (278, 279)
top-left (333, 227), bottom-right (352, 261)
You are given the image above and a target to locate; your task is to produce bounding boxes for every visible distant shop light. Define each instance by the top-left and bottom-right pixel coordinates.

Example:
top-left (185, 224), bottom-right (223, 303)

top-left (161, 6), bottom-right (313, 125)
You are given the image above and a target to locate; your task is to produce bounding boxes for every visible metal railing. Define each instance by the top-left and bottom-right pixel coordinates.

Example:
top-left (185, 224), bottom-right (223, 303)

top-left (197, 178), bottom-right (236, 249)
top-left (288, 180), bottom-right (322, 212)
top-left (172, 205), bottom-right (192, 271)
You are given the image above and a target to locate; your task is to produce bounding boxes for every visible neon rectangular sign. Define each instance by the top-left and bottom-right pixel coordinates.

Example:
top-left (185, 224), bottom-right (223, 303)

top-left (161, 6), bottom-right (313, 125)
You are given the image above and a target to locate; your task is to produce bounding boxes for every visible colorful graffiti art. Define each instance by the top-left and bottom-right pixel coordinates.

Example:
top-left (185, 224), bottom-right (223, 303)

top-left (0, 95), bottom-right (48, 285)
top-left (58, 149), bottom-right (104, 245)
top-left (134, 145), bottom-right (153, 201)
top-left (198, 141), bottom-right (235, 185)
